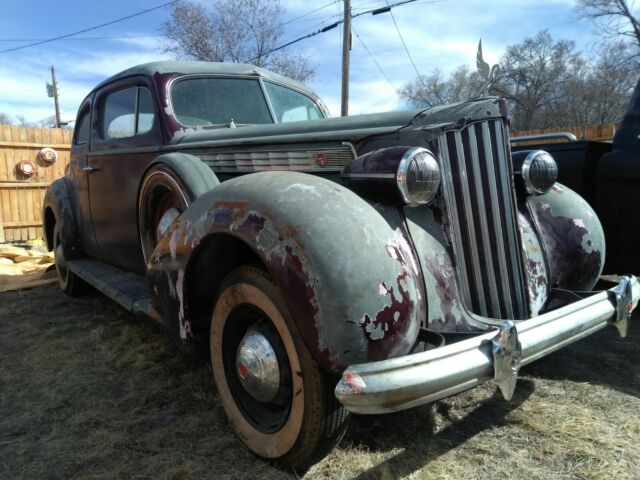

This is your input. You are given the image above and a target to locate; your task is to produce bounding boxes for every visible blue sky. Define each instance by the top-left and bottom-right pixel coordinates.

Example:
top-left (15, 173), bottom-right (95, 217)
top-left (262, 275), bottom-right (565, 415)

top-left (0, 0), bottom-right (598, 124)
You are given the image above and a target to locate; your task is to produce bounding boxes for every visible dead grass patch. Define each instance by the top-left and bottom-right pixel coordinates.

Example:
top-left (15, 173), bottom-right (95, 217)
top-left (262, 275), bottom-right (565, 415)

top-left (1, 284), bottom-right (638, 479)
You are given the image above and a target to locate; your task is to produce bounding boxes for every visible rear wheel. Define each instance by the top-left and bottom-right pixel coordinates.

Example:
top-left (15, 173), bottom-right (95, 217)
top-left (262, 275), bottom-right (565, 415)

top-left (210, 266), bottom-right (348, 471)
top-left (138, 165), bottom-right (191, 263)
top-left (53, 223), bottom-right (85, 296)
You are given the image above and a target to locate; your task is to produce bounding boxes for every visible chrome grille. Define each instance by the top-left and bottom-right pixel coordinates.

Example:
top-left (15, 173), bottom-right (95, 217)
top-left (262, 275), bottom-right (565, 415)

top-left (195, 145), bottom-right (355, 173)
top-left (437, 119), bottom-right (528, 319)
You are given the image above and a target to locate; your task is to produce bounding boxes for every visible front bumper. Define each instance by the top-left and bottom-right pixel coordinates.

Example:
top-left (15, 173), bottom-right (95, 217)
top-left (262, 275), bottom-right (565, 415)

top-left (335, 276), bottom-right (639, 414)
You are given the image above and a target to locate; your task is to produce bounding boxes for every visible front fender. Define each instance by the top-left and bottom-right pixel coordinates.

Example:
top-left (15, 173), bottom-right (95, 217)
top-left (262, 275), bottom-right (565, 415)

top-left (150, 171), bottom-right (425, 372)
top-left (527, 183), bottom-right (605, 291)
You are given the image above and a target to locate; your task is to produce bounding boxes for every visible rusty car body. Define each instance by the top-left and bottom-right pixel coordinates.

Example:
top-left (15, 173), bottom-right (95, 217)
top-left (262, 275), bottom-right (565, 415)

top-left (43, 61), bottom-right (639, 470)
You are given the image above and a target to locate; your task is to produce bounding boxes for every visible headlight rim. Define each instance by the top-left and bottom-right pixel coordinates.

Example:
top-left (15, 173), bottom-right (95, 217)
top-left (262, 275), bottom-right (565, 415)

top-left (396, 146), bottom-right (441, 207)
top-left (521, 150), bottom-right (558, 195)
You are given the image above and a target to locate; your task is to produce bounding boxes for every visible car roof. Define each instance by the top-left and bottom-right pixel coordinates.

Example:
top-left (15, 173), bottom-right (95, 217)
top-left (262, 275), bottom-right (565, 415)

top-left (91, 60), bottom-right (313, 94)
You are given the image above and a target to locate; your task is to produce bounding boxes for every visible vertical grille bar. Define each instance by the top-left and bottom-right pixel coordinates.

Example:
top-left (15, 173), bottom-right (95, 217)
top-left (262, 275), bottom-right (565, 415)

top-left (437, 119), bottom-right (528, 320)
top-left (452, 131), bottom-right (488, 316)
top-left (493, 121), bottom-right (527, 317)
top-left (467, 126), bottom-right (502, 316)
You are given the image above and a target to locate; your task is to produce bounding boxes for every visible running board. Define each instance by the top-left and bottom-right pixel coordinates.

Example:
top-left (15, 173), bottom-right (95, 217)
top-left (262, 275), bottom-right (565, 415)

top-left (66, 258), bottom-right (153, 316)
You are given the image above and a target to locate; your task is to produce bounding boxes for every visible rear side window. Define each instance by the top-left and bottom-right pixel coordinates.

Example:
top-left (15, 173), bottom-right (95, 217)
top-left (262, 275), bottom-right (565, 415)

top-left (101, 86), bottom-right (155, 139)
top-left (74, 110), bottom-right (90, 145)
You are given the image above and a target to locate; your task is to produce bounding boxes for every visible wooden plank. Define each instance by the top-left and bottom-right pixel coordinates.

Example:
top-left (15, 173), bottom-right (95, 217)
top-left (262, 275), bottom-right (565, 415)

top-left (0, 141), bottom-right (70, 149)
top-left (3, 220), bottom-right (42, 227)
top-left (0, 182), bottom-right (51, 188)
top-left (0, 214), bottom-right (4, 243)
top-left (0, 189), bottom-right (11, 243)
top-left (25, 184), bottom-right (35, 238)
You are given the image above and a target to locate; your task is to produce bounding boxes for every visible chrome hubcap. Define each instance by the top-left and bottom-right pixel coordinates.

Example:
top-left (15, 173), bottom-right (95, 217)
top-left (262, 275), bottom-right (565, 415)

top-left (156, 207), bottom-right (180, 241)
top-left (236, 328), bottom-right (281, 402)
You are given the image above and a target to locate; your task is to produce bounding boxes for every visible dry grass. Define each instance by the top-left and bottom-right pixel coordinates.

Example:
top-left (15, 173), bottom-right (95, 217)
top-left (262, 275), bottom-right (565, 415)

top-left (1, 284), bottom-right (638, 479)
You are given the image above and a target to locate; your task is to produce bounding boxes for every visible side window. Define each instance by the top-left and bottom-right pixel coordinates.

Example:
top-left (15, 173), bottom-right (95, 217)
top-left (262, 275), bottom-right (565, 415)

top-left (74, 110), bottom-right (90, 145)
top-left (101, 86), bottom-right (155, 139)
top-left (264, 82), bottom-right (323, 123)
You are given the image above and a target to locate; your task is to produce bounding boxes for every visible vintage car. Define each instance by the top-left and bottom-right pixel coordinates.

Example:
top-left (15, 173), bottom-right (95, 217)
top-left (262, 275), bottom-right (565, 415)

top-left (43, 61), bottom-right (639, 470)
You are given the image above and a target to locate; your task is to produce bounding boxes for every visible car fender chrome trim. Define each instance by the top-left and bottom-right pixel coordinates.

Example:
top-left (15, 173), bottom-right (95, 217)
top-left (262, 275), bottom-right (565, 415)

top-left (335, 276), bottom-right (639, 414)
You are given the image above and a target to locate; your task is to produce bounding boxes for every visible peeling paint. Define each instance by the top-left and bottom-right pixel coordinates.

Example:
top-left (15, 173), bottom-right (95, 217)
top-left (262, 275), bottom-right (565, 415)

top-left (518, 212), bottom-right (548, 316)
top-left (528, 185), bottom-right (605, 291)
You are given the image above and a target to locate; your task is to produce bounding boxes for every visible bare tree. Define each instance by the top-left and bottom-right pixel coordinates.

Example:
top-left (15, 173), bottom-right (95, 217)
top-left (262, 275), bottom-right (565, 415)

top-left (161, 0), bottom-right (315, 82)
top-left (398, 30), bottom-right (635, 131)
top-left (578, 0), bottom-right (640, 60)
top-left (492, 31), bottom-right (584, 130)
top-left (398, 66), bottom-right (482, 108)
top-left (0, 112), bottom-right (11, 125)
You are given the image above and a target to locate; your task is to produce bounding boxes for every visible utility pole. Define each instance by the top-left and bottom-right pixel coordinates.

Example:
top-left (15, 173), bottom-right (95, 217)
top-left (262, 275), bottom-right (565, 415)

top-left (341, 0), bottom-right (351, 116)
top-left (49, 66), bottom-right (61, 128)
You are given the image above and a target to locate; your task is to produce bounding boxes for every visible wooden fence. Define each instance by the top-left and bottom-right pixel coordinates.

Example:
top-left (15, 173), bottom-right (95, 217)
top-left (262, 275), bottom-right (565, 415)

top-left (0, 125), bottom-right (71, 243)
top-left (511, 124), bottom-right (616, 142)
top-left (0, 121), bottom-right (621, 244)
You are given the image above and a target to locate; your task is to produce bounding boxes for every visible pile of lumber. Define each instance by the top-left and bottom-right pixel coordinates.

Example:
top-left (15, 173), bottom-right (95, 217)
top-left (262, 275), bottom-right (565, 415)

top-left (0, 245), bottom-right (56, 292)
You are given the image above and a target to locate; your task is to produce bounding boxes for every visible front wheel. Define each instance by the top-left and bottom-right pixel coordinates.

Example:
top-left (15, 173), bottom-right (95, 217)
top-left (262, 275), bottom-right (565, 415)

top-left (210, 266), bottom-right (349, 471)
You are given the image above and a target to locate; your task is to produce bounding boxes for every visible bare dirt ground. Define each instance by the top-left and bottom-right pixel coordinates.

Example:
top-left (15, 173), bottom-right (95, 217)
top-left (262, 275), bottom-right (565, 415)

top-left (1, 284), bottom-right (639, 480)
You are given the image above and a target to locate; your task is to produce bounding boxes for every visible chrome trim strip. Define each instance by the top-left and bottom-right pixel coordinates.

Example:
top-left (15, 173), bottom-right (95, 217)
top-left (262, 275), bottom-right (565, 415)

top-left (342, 173), bottom-right (395, 179)
top-left (335, 276), bottom-right (640, 414)
top-left (468, 126), bottom-right (501, 316)
top-left (510, 132), bottom-right (577, 143)
top-left (453, 131), bottom-right (487, 315)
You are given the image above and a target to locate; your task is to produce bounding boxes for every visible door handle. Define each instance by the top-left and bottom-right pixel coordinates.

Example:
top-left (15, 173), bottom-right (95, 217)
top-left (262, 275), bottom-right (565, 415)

top-left (82, 166), bottom-right (99, 174)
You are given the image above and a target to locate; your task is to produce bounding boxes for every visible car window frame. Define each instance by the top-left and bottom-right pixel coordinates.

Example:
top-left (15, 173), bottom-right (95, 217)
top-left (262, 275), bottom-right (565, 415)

top-left (91, 76), bottom-right (161, 151)
top-left (167, 74), bottom-right (327, 128)
top-left (262, 80), bottom-right (326, 123)
top-left (73, 106), bottom-right (91, 146)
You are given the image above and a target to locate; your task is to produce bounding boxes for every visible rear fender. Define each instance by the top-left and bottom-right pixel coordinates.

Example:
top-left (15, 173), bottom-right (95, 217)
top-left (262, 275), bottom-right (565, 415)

top-left (149, 171), bottom-right (425, 373)
top-left (42, 178), bottom-right (80, 257)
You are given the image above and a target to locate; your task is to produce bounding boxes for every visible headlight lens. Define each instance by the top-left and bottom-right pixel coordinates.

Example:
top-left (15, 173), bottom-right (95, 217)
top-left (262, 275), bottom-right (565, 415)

top-left (396, 148), bottom-right (441, 206)
top-left (521, 150), bottom-right (557, 195)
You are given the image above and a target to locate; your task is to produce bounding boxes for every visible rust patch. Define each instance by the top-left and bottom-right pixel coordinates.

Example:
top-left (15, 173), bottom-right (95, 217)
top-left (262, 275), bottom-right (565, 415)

top-left (360, 271), bottom-right (413, 342)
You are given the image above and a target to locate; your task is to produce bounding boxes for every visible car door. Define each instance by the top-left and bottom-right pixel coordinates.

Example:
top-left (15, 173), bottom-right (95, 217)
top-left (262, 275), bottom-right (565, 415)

top-left (88, 77), bottom-right (163, 274)
top-left (68, 98), bottom-right (101, 258)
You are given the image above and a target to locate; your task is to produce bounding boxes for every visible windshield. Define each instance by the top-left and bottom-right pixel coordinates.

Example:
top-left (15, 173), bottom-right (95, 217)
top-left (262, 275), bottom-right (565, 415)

top-left (171, 77), bottom-right (272, 126)
top-left (170, 76), bottom-right (324, 127)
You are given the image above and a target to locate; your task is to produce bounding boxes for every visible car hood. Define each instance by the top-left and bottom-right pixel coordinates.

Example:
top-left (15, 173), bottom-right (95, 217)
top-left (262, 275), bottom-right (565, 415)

top-left (170, 109), bottom-right (426, 148)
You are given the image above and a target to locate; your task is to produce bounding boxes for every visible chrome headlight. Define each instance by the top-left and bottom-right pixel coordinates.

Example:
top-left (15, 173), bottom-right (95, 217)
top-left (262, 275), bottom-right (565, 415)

top-left (341, 146), bottom-right (441, 206)
top-left (521, 150), bottom-right (557, 195)
top-left (396, 148), bottom-right (441, 206)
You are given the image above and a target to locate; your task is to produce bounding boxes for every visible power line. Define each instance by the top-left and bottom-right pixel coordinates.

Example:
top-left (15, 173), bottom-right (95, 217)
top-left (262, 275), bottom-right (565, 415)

top-left (384, 0), bottom-right (423, 81)
top-left (246, 0), bottom-right (418, 63)
top-left (0, 35), bottom-right (164, 42)
top-left (352, 25), bottom-right (394, 88)
top-left (0, 0), bottom-right (181, 54)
